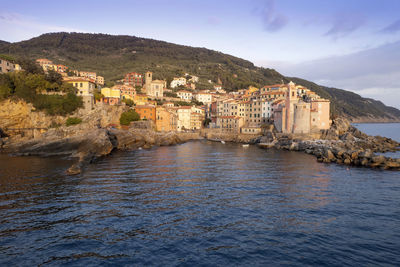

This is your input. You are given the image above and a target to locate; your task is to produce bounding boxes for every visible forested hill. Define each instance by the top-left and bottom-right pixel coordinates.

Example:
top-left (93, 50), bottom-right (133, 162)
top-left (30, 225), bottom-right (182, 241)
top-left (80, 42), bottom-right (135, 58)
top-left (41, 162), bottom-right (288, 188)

top-left (0, 32), bottom-right (399, 121)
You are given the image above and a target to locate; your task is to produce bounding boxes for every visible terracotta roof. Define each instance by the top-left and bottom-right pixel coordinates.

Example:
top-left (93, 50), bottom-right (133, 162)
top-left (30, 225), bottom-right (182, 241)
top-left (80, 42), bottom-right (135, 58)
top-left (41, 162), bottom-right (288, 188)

top-left (135, 105), bottom-right (155, 109)
top-left (63, 77), bottom-right (96, 83)
top-left (261, 91), bottom-right (285, 95)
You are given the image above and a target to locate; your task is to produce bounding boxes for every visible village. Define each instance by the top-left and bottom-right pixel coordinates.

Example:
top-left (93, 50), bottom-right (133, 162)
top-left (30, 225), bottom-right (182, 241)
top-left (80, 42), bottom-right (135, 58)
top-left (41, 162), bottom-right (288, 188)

top-left (2, 57), bottom-right (331, 135)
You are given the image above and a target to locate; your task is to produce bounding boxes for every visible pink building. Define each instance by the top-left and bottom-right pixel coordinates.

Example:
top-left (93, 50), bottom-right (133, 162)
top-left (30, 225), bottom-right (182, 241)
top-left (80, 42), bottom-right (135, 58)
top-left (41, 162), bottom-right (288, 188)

top-left (273, 82), bottom-right (330, 134)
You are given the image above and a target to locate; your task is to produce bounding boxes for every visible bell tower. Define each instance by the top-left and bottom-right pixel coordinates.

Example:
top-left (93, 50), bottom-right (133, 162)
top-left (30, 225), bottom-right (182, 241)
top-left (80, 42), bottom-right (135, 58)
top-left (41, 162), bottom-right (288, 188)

top-left (284, 81), bottom-right (297, 133)
top-left (145, 71), bottom-right (152, 95)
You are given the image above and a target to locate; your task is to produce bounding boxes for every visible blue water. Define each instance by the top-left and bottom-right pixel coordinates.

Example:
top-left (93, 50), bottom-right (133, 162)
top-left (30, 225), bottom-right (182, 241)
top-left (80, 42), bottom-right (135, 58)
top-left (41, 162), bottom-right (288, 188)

top-left (1, 129), bottom-right (400, 265)
top-left (353, 123), bottom-right (400, 142)
top-left (354, 123), bottom-right (400, 158)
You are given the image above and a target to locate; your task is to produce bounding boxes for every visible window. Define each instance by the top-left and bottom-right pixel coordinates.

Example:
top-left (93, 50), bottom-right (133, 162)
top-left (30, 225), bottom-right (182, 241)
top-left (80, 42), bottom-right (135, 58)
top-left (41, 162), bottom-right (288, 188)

top-left (80, 83), bottom-right (83, 87)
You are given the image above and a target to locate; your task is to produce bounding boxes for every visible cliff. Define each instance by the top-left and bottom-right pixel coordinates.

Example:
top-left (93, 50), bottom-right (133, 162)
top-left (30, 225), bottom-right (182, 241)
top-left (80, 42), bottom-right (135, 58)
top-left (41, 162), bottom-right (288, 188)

top-left (0, 99), bottom-right (65, 139)
top-left (0, 99), bottom-right (127, 140)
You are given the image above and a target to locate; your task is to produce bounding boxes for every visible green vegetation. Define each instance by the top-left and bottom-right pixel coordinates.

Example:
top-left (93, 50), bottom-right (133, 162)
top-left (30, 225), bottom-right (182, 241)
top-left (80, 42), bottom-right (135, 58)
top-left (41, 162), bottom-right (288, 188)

top-left (0, 70), bottom-right (82, 115)
top-left (94, 91), bottom-right (104, 101)
top-left (0, 54), bottom-right (16, 62)
top-left (120, 109), bottom-right (140, 125)
top-left (66, 117), bottom-right (82, 126)
top-left (203, 118), bottom-right (211, 127)
top-left (1, 32), bottom-right (399, 119)
top-left (164, 92), bottom-right (177, 98)
top-left (122, 98), bottom-right (134, 107)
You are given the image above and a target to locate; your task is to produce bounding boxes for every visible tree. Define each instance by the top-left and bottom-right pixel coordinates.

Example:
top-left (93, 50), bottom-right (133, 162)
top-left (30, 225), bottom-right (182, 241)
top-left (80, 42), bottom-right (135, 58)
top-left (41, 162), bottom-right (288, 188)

top-left (165, 92), bottom-right (177, 98)
top-left (203, 118), bottom-right (211, 127)
top-left (18, 58), bottom-right (44, 75)
top-left (0, 74), bottom-right (13, 99)
top-left (135, 85), bottom-right (142, 94)
top-left (45, 69), bottom-right (63, 85)
top-left (120, 109), bottom-right (140, 125)
top-left (122, 98), bottom-right (134, 107)
top-left (94, 92), bottom-right (104, 101)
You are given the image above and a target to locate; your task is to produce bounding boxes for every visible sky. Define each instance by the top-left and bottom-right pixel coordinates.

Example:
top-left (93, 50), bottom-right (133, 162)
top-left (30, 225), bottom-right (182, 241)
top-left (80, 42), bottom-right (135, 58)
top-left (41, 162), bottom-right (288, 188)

top-left (1, 0), bottom-right (400, 108)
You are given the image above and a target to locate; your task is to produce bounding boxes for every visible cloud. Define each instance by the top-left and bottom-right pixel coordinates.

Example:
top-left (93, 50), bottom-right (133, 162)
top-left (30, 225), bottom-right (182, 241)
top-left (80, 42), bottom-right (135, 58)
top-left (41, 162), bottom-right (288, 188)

top-left (0, 12), bottom-right (86, 42)
top-left (380, 19), bottom-right (400, 34)
top-left (262, 41), bottom-right (400, 109)
top-left (324, 14), bottom-right (366, 39)
top-left (257, 0), bottom-right (288, 32)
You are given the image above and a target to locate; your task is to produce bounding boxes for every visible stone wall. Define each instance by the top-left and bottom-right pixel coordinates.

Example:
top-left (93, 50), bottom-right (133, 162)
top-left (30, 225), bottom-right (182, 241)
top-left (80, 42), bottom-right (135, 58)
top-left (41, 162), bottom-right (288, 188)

top-left (200, 128), bottom-right (260, 143)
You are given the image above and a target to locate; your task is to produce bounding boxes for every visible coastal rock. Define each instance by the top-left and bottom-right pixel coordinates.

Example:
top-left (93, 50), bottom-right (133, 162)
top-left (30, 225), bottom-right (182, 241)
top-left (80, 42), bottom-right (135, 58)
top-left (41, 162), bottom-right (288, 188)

top-left (384, 161), bottom-right (400, 169)
top-left (344, 158), bottom-right (352, 165)
top-left (326, 149), bottom-right (336, 161)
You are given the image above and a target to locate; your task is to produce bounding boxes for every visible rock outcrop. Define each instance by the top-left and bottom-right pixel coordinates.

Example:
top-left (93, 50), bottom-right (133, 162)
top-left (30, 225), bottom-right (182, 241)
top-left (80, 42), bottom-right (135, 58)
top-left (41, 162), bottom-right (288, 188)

top-left (0, 99), bottom-right (128, 140)
top-left (2, 124), bottom-right (202, 175)
top-left (258, 118), bottom-right (400, 170)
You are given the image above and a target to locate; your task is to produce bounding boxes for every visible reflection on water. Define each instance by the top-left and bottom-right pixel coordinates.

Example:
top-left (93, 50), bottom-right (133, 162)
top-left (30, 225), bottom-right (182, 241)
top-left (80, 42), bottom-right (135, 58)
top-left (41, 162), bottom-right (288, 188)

top-left (1, 142), bottom-right (400, 266)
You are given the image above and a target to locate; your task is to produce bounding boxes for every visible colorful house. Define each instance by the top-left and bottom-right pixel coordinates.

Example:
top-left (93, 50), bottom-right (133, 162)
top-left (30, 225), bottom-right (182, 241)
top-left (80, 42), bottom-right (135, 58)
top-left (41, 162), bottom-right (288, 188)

top-left (124, 72), bottom-right (143, 87)
top-left (63, 77), bottom-right (96, 111)
top-left (134, 94), bottom-right (148, 105)
top-left (135, 105), bottom-right (156, 122)
top-left (156, 107), bottom-right (177, 132)
top-left (101, 87), bottom-right (120, 105)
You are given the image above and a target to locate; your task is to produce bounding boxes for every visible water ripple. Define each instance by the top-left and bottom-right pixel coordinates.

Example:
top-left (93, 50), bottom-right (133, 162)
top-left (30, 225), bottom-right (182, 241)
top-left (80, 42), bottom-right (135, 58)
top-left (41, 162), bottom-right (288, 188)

top-left (0, 142), bottom-right (400, 265)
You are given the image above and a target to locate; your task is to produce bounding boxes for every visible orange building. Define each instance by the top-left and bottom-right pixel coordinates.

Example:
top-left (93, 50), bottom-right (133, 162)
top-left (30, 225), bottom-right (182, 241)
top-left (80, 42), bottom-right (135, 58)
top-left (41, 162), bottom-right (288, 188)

top-left (156, 107), bottom-right (177, 131)
top-left (56, 64), bottom-right (68, 73)
top-left (135, 105), bottom-right (156, 122)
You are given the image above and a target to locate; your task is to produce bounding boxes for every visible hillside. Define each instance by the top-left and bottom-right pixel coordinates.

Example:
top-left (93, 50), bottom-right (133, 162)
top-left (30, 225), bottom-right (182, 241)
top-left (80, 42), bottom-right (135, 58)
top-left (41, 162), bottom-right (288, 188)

top-left (1, 32), bottom-right (399, 121)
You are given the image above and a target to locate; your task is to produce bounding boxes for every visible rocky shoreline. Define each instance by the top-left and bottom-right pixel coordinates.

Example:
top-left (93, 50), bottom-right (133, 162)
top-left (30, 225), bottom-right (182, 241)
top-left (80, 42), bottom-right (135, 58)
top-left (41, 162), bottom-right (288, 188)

top-left (201, 118), bottom-right (400, 171)
top-left (258, 118), bottom-right (400, 170)
top-left (1, 125), bottom-right (202, 175)
top-left (1, 117), bottom-right (399, 174)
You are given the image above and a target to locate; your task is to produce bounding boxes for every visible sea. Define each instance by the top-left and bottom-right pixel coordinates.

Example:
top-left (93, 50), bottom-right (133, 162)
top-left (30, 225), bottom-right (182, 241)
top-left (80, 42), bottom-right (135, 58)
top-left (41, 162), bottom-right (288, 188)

top-left (0, 123), bottom-right (399, 266)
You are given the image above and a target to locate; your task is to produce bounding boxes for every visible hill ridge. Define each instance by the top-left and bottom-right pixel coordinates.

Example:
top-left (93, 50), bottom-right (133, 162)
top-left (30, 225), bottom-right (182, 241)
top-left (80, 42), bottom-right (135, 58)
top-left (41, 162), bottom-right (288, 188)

top-left (1, 32), bottom-right (399, 121)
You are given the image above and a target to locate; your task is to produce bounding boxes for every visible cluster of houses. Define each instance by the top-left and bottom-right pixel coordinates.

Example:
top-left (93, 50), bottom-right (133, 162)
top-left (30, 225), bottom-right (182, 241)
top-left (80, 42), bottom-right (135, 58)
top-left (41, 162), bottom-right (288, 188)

top-left (211, 82), bottom-right (330, 135)
top-left (3, 56), bottom-right (330, 134)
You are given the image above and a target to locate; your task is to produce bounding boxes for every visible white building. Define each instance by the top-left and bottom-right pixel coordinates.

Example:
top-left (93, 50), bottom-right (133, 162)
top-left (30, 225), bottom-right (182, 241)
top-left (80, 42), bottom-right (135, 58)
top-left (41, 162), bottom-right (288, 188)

top-left (177, 106), bottom-right (192, 131)
top-left (195, 92), bottom-right (212, 105)
top-left (170, 77), bottom-right (187, 88)
top-left (177, 90), bottom-right (193, 101)
top-left (261, 101), bottom-right (273, 123)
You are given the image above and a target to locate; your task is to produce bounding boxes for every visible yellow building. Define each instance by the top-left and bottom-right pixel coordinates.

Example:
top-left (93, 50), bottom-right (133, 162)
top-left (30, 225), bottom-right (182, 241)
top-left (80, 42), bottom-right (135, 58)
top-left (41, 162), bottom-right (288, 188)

top-left (100, 87), bottom-right (120, 105)
top-left (64, 77), bottom-right (95, 95)
top-left (63, 77), bottom-right (96, 111)
top-left (245, 86), bottom-right (258, 96)
top-left (190, 112), bottom-right (203, 130)
top-left (101, 87), bottom-right (120, 98)
top-left (134, 94), bottom-right (148, 105)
